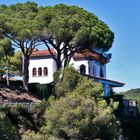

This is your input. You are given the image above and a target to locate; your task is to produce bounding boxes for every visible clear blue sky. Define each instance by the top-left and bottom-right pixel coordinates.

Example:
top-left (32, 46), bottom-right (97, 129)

top-left (0, 0), bottom-right (140, 92)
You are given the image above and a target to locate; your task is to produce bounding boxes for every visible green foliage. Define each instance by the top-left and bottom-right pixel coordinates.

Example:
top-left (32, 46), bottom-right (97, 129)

top-left (0, 80), bottom-right (23, 87)
top-left (41, 67), bottom-right (121, 139)
top-left (118, 89), bottom-right (140, 139)
top-left (120, 88), bottom-right (140, 111)
top-left (0, 67), bottom-right (122, 139)
top-left (2, 101), bottom-right (48, 136)
top-left (28, 83), bottom-right (53, 99)
top-left (10, 51), bottom-right (22, 76)
top-left (5, 104), bottom-right (35, 132)
top-left (0, 37), bottom-right (14, 81)
top-left (75, 76), bottom-right (104, 98)
top-left (0, 50), bottom-right (22, 79)
top-left (30, 101), bottom-right (48, 130)
top-left (21, 130), bottom-right (48, 140)
top-left (54, 67), bottom-right (81, 98)
top-left (43, 93), bottom-right (121, 139)
top-left (44, 4), bottom-right (114, 51)
top-left (53, 68), bottom-right (62, 83)
top-left (54, 67), bottom-right (103, 99)
top-left (0, 2), bottom-right (44, 90)
top-left (41, 4), bottom-right (114, 69)
top-left (0, 2), bottom-right (43, 41)
top-left (0, 38), bottom-right (13, 55)
top-left (0, 111), bottom-right (19, 140)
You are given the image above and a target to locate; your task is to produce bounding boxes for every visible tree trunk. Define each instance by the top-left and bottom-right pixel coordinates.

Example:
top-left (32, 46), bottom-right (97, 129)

top-left (56, 60), bottom-right (62, 70)
top-left (6, 56), bottom-right (10, 86)
top-left (6, 73), bottom-right (9, 86)
top-left (22, 54), bottom-right (29, 91)
top-left (56, 50), bottom-right (62, 70)
top-left (6, 61), bottom-right (10, 86)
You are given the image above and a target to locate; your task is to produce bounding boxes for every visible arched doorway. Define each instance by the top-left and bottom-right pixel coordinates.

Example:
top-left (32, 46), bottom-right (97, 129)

top-left (80, 64), bottom-right (86, 75)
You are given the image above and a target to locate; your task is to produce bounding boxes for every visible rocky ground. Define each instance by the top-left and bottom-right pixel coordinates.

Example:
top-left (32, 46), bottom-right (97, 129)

top-left (0, 85), bottom-right (41, 103)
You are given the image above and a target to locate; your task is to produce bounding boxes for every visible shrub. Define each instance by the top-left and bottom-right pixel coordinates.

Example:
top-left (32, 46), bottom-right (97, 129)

top-left (21, 130), bottom-right (48, 140)
top-left (0, 111), bottom-right (19, 140)
top-left (42, 67), bottom-right (121, 139)
top-left (28, 83), bottom-right (53, 99)
top-left (43, 92), bottom-right (121, 140)
top-left (54, 67), bottom-right (81, 98)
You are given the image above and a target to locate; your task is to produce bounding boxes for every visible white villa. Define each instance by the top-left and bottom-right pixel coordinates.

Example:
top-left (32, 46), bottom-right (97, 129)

top-left (29, 48), bottom-right (125, 96)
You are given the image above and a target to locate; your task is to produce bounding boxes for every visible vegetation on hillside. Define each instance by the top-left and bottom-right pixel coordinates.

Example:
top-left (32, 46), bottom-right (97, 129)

top-left (0, 67), bottom-right (122, 140)
top-left (118, 89), bottom-right (140, 140)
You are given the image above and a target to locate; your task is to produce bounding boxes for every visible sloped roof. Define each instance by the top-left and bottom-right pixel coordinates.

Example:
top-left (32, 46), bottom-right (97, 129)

top-left (31, 48), bottom-right (56, 58)
top-left (73, 49), bottom-right (109, 64)
top-left (31, 48), bottom-right (109, 63)
top-left (85, 74), bottom-right (125, 87)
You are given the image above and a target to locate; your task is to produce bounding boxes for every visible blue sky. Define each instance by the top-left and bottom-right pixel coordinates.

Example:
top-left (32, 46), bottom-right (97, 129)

top-left (0, 0), bottom-right (140, 92)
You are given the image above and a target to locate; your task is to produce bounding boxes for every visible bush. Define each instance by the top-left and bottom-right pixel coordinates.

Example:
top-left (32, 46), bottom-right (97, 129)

top-left (54, 67), bottom-right (81, 98)
top-left (42, 68), bottom-right (121, 139)
top-left (43, 93), bottom-right (121, 140)
top-left (21, 130), bottom-right (48, 140)
top-left (28, 83), bottom-right (53, 99)
top-left (0, 111), bottom-right (19, 140)
top-left (2, 101), bottom-right (49, 137)
top-left (0, 80), bottom-right (23, 87)
top-left (118, 89), bottom-right (140, 139)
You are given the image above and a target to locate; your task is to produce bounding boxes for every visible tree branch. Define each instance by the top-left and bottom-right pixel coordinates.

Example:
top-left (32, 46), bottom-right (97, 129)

top-left (43, 40), bottom-right (57, 61)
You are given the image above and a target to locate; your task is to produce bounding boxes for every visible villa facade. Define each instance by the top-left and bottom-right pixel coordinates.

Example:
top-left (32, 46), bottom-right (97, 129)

top-left (28, 48), bottom-right (125, 96)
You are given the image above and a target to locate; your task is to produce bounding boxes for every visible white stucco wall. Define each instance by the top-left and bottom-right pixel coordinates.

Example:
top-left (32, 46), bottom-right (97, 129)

top-left (70, 59), bottom-right (89, 75)
top-left (29, 57), bottom-right (56, 84)
top-left (72, 59), bottom-right (106, 78)
top-left (29, 57), bottom-right (107, 84)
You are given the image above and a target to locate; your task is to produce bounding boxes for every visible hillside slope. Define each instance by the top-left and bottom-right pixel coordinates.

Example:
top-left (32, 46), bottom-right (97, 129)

top-left (0, 85), bottom-right (41, 103)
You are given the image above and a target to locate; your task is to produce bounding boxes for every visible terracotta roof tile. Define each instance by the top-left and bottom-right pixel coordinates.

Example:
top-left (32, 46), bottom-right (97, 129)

top-left (73, 49), bottom-right (109, 64)
top-left (31, 48), bottom-right (109, 64)
top-left (31, 48), bottom-right (56, 57)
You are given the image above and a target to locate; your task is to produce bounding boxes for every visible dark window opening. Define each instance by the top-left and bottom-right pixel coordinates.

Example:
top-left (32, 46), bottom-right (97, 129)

top-left (38, 67), bottom-right (42, 76)
top-left (32, 68), bottom-right (36, 76)
top-left (44, 67), bottom-right (48, 76)
top-left (80, 65), bottom-right (86, 75)
top-left (100, 65), bottom-right (104, 77)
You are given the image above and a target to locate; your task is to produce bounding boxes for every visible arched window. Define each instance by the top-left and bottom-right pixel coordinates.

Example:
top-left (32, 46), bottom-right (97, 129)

top-left (32, 68), bottom-right (36, 76)
top-left (80, 64), bottom-right (86, 75)
top-left (38, 67), bottom-right (42, 76)
top-left (44, 67), bottom-right (48, 76)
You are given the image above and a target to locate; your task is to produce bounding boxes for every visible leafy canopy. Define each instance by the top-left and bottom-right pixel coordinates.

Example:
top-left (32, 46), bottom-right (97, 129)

top-left (41, 67), bottom-right (121, 139)
top-left (41, 4), bottom-right (114, 69)
top-left (0, 2), bottom-right (45, 90)
top-left (43, 4), bottom-right (114, 51)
